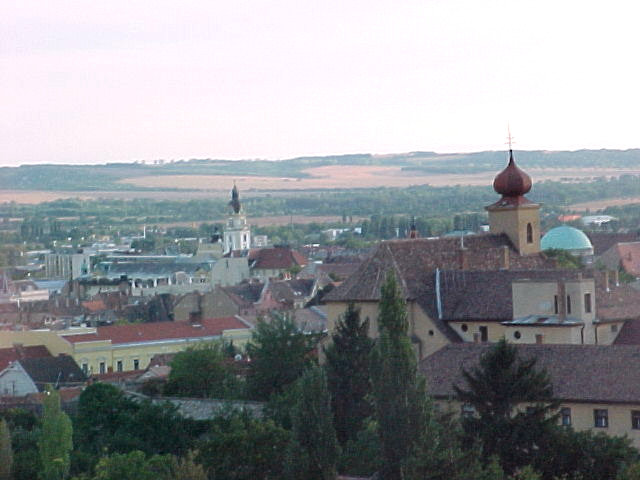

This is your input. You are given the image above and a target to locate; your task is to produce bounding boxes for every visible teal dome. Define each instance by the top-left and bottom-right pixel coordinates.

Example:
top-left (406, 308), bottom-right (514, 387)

top-left (541, 226), bottom-right (593, 252)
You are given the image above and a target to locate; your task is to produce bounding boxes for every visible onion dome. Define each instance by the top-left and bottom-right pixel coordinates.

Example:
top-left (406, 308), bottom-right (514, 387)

top-left (493, 150), bottom-right (532, 197)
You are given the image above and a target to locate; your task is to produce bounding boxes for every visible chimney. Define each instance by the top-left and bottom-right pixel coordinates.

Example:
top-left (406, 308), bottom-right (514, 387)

top-left (557, 281), bottom-right (567, 320)
top-left (501, 246), bottom-right (510, 270)
top-left (604, 271), bottom-right (610, 292)
top-left (613, 270), bottom-right (620, 287)
top-left (535, 334), bottom-right (544, 344)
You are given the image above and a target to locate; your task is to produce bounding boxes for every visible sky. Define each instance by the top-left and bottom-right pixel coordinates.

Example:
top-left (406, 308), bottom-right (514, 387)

top-left (2, 1), bottom-right (640, 166)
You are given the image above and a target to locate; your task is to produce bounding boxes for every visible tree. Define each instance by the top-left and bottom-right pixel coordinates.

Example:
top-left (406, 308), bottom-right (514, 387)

top-left (286, 366), bottom-right (339, 480)
top-left (246, 313), bottom-right (318, 400)
top-left (0, 418), bottom-right (13, 480)
top-left (454, 339), bottom-right (559, 475)
top-left (370, 272), bottom-right (426, 480)
top-left (324, 303), bottom-right (373, 446)
top-left (164, 341), bottom-right (241, 398)
top-left (38, 388), bottom-right (73, 480)
top-left (197, 410), bottom-right (290, 480)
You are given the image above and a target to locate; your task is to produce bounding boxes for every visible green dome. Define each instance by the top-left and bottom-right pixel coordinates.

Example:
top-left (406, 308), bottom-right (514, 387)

top-left (541, 226), bottom-right (593, 252)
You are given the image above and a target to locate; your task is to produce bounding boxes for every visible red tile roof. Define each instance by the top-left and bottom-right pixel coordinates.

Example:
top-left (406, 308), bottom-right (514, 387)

top-left (614, 243), bottom-right (640, 277)
top-left (63, 317), bottom-right (249, 345)
top-left (250, 247), bottom-right (308, 270)
top-left (0, 345), bottom-right (51, 371)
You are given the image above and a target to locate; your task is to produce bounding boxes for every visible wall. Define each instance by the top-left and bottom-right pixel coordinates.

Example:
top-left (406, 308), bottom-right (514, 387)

top-left (326, 300), bottom-right (449, 359)
top-left (0, 363), bottom-right (38, 396)
top-left (211, 257), bottom-right (250, 286)
top-left (488, 204), bottom-right (540, 255)
top-left (435, 399), bottom-right (640, 449)
top-left (0, 331), bottom-right (73, 356)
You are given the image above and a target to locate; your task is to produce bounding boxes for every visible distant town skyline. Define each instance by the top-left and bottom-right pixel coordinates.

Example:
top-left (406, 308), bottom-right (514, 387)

top-left (3, 1), bottom-right (640, 166)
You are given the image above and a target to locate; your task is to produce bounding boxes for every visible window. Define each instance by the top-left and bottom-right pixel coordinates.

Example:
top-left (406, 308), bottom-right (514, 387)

top-left (526, 223), bottom-right (533, 244)
top-left (632, 411), bottom-right (640, 430)
top-left (479, 326), bottom-right (488, 342)
top-left (116, 360), bottom-right (123, 372)
top-left (461, 324), bottom-right (468, 332)
top-left (594, 409), bottom-right (609, 428)
top-left (81, 363), bottom-right (88, 375)
top-left (566, 295), bottom-right (572, 315)
top-left (99, 362), bottom-right (106, 375)
top-left (584, 293), bottom-right (592, 313)
top-left (611, 324), bottom-right (619, 333)
top-left (428, 330), bottom-right (434, 336)
top-left (461, 404), bottom-right (475, 418)
top-left (554, 295), bottom-right (559, 314)
top-left (561, 407), bottom-right (572, 426)
top-left (513, 331), bottom-right (521, 340)
top-left (133, 359), bottom-right (140, 370)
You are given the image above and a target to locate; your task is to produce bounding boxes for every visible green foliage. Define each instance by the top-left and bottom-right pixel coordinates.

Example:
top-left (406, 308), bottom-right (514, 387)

top-left (0, 418), bottom-right (13, 480)
top-left (324, 303), bottom-right (373, 446)
top-left (196, 410), bottom-right (290, 480)
top-left (337, 421), bottom-right (382, 477)
top-left (245, 313), bottom-right (318, 401)
top-left (535, 427), bottom-right (637, 480)
top-left (542, 248), bottom-right (583, 269)
top-left (0, 409), bottom-right (39, 480)
top-left (164, 341), bottom-right (242, 398)
top-left (38, 388), bottom-right (73, 480)
top-left (74, 383), bottom-right (206, 466)
top-left (454, 339), bottom-right (560, 475)
top-left (370, 272), bottom-right (426, 480)
top-left (91, 451), bottom-right (156, 480)
top-left (285, 366), bottom-right (339, 480)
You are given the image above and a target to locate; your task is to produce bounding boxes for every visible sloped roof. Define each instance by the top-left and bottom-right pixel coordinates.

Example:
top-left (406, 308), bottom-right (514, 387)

top-left (0, 345), bottom-right (51, 371)
top-left (325, 235), bottom-right (554, 304)
top-left (99, 261), bottom-right (210, 279)
top-left (19, 355), bottom-right (87, 391)
top-left (421, 343), bottom-right (640, 404)
top-left (250, 247), bottom-right (308, 270)
top-left (269, 279), bottom-right (316, 304)
top-left (612, 243), bottom-right (640, 277)
top-left (222, 282), bottom-right (264, 304)
top-left (63, 317), bottom-right (250, 345)
top-left (587, 232), bottom-right (640, 256)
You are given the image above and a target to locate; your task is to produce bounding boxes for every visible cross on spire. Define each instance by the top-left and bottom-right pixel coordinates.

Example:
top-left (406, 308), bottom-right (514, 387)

top-left (506, 125), bottom-right (514, 152)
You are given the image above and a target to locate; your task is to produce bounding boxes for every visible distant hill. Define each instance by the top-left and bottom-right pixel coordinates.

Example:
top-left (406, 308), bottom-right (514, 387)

top-left (2, 149), bottom-right (640, 192)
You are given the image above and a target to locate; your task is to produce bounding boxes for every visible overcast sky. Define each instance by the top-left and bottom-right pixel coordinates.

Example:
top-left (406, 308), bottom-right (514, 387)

top-left (2, 1), bottom-right (640, 166)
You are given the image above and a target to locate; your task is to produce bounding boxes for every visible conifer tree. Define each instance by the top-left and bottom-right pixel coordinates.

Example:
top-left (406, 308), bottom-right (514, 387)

top-left (38, 387), bottom-right (73, 480)
top-left (0, 418), bottom-right (13, 480)
top-left (286, 366), bottom-right (339, 480)
top-left (370, 272), bottom-right (425, 480)
top-left (454, 339), bottom-right (559, 474)
top-left (324, 302), bottom-right (373, 445)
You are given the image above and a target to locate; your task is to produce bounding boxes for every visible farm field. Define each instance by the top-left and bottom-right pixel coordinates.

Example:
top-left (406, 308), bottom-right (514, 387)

top-left (569, 197), bottom-right (640, 211)
top-left (119, 165), bottom-right (640, 191)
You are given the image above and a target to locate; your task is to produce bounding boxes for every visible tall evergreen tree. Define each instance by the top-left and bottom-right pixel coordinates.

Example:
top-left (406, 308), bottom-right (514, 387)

top-left (324, 303), bottom-right (373, 446)
top-left (370, 272), bottom-right (426, 480)
top-left (0, 418), bottom-right (13, 480)
top-left (38, 387), bottom-right (73, 480)
top-left (286, 366), bottom-right (339, 480)
top-left (246, 313), bottom-right (318, 401)
top-left (454, 339), bottom-right (559, 474)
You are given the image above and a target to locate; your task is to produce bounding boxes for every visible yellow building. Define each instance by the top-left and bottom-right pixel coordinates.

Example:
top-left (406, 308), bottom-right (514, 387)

top-left (58, 316), bottom-right (253, 375)
top-left (421, 343), bottom-right (640, 448)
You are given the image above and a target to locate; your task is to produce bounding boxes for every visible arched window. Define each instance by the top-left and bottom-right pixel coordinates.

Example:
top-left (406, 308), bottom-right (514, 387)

top-left (526, 223), bottom-right (533, 244)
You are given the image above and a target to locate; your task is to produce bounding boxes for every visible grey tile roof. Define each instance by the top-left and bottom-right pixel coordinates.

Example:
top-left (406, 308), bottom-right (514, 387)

top-left (420, 343), bottom-right (640, 404)
top-left (19, 355), bottom-right (87, 391)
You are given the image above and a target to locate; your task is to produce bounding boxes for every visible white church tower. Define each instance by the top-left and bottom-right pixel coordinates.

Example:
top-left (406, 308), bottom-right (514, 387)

top-left (223, 183), bottom-right (251, 253)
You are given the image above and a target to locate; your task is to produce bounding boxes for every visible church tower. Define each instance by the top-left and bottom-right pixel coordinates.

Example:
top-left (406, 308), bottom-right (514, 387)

top-left (485, 148), bottom-right (541, 255)
top-left (223, 184), bottom-right (251, 253)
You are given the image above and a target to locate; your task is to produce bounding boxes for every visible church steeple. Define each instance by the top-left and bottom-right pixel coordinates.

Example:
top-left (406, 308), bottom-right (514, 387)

top-left (485, 134), bottom-right (541, 256)
top-left (223, 183), bottom-right (251, 253)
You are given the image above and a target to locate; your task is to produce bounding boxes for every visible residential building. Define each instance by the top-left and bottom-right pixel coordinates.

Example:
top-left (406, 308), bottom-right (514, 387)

top-left (420, 343), bottom-right (640, 448)
top-left (0, 355), bottom-right (86, 396)
top-left (59, 316), bottom-right (253, 375)
top-left (249, 246), bottom-right (308, 280)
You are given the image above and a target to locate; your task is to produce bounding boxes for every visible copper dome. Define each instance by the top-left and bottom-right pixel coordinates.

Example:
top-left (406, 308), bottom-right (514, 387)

top-left (493, 150), bottom-right (532, 197)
